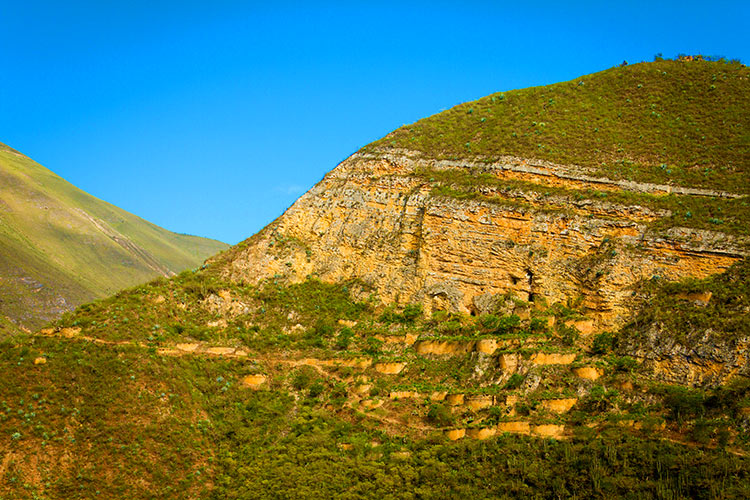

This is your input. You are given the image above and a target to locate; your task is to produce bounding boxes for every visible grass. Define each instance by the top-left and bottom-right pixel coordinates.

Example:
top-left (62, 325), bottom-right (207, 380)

top-left (1, 333), bottom-right (748, 499)
top-left (366, 59), bottom-right (749, 193)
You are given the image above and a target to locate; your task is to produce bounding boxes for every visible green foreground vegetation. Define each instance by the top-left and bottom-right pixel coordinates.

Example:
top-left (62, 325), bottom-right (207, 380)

top-left (1, 261), bottom-right (748, 498)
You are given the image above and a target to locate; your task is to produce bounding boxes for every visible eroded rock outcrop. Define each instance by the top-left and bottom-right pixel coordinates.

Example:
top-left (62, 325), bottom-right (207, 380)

top-left (213, 150), bottom-right (746, 331)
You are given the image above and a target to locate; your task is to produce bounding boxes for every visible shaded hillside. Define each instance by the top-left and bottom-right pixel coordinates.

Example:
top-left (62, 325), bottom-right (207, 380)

top-left (0, 141), bottom-right (227, 330)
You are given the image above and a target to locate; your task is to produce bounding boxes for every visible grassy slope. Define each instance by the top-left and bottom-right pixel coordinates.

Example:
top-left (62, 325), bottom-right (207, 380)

top-left (0, 270), bottom-right (748, 498)
top-left (368, 59), bottom-right (749, 192)
top-left (0, 142), bottom-right (228, 329)
top-left (0, 315), bottom-right (21, 339)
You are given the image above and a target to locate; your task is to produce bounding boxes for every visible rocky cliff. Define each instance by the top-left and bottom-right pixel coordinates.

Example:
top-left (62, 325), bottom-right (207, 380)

top-left (213, 149), bottom-right (746, 332)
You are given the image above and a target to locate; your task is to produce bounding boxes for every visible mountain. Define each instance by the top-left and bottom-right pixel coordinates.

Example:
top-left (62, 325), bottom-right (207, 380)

top-left (1, 58), bottom-right (748, 498)
top-left (0, 141), bottom-right (228, 332)
top-left (213, 58), bottom-right (748, 330)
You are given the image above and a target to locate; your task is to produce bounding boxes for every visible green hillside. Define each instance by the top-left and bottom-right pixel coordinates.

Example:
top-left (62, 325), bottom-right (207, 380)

top-left (368, 58), bottom-right (749, 192)
top-left (0, 141), bottom-right (227, 330)
top-left (0, 265), bottom-right (747, 498)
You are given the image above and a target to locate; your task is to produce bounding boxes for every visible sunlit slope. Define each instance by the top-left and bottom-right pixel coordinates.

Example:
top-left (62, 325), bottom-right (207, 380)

top-left (368, 59), bottom-right (749, 192)
top-left (0, 141), bottom-right (227, 329)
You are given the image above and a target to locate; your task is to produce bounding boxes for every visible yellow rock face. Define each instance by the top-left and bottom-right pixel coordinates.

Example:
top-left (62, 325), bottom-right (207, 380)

top-left (574, 367), bottom-right (601, 380)
top-left (429, 391), bottom-right (448, 401)
top-left (532, 352), bottom-right (577, 365)
top-left (445, 429), bottom-right (466, 440)
top-left (532, 424), bottom-right (565, 438)
top-left (361, 399), bottom-right (384, 410)
top-left (389, 391), bottom-right (419, 400)
top-left (465, 395), bottom-right (494, 411)
top-left (175, 343), bottom-right (200, 353)
top-left (497, 421), bottom-right (531, 434)
top-left (476, 338), bottom-right (498, 354)
top-left (466, 428), bottom-right (496, 440)
top-left (216, 152), bottom-right (742, 332)
top-left (498, 353), bottom-right (519, 372)
top-left (414, 340), bottom-right (473, 355)
top-left (374, 362), bottom-right (406, 374)
top-left (541, 398), bottom-right (578, 413)
top-left (354, 383), bottom-right (372, 395)
top-left (205, 347), bottom-right (235, 356)
top-left (60, 327), bottom-right (81, 338)
top-left (565, 319), bottom-right (595, 336)
top-left (446, 393), bottom-right (465, 406)
top-left (242, 374), bottom-right (267, 389)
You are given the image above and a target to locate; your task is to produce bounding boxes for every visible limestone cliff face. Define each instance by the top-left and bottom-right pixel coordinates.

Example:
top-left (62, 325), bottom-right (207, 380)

top-left (214, 149), bottom-right (746, 331)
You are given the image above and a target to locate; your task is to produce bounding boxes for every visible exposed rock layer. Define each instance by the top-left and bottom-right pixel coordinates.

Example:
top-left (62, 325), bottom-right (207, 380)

top-left (216, 150), bottom-right (746, 331)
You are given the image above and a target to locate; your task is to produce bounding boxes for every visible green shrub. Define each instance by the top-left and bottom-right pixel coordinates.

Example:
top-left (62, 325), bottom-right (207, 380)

top-left (304, 321), bottom-right (335, 348)
top-left (607, 355), bottom-right (638, 373)
top-left (426, 403), bottom-right (453, 426)
top-left (558, 323), bottom-right (579, 346)
top-left (494, 315), bottom-right (521, 334)
top-left (581, 385), bottom-right (620, 413)
top-left (504, 373), bottom-right (525, 390)
top-left (657, 386), bottom-right (705, 423)
top-left (529, 317), bottom-right (547, 333)
top-left (591, 331), bottom-right (615, 354)
top-left (478, 314), bottom-right (500, 330)
top-left (402, 304), bottom-right (423, 322)
top-left (363, 337), bottom-right (383, 356)
top-left (292, 368), bottom-right (315, 391)
top-left (308, 382), bottom-right (324, 399)
top-left (334, 327), bottom-right (354, 350)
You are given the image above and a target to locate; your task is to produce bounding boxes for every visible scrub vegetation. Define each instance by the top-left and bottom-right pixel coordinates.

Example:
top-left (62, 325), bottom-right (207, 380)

top-left (1, 261), bottom-right (748, 498)
top-left (368, 58), bottom-right (749, 193)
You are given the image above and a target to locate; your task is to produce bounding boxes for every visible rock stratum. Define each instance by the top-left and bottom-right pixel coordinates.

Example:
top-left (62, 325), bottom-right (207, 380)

top-left (214, 148), bottom-right (746, 332)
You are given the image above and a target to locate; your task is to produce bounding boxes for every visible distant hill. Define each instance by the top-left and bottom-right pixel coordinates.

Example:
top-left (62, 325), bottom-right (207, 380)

top-left (0, 141), bottom-right (227, 331)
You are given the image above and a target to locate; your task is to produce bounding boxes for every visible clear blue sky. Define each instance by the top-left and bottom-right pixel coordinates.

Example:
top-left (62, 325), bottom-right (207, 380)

top-left (1, 1), bottom-right (748, 244)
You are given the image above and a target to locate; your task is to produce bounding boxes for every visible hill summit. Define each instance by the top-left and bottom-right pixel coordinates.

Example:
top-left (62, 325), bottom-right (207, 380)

top-left (212, 59), bottom-right (748, 331)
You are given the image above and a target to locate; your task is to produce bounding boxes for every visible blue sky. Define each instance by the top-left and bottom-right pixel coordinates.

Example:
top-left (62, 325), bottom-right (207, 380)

top-left (1, 1), bottom-right (748, 244)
